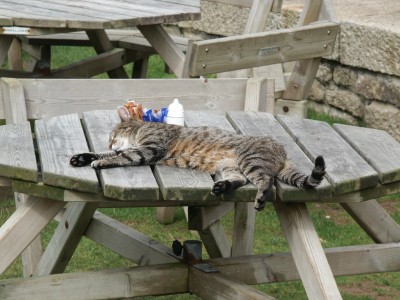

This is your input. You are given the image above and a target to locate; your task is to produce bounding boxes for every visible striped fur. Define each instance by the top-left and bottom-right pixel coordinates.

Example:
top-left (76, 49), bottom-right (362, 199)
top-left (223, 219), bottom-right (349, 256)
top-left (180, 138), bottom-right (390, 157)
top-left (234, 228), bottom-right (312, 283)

top-left (70, 107), bottom-right (326, 211)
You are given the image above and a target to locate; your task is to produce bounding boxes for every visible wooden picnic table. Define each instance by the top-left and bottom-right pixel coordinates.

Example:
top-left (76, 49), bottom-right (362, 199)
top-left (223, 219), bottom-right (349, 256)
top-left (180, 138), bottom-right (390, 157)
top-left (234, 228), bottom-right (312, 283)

top-left (0, 0), bottom-right (200, 78)
top-left (0, 108), bottom-right (400, 299)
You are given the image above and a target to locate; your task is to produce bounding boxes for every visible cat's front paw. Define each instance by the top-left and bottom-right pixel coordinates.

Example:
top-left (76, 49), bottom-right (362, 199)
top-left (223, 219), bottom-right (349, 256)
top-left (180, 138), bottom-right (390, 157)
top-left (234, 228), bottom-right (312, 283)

top-left (70, 153), bottom-right (97, 167)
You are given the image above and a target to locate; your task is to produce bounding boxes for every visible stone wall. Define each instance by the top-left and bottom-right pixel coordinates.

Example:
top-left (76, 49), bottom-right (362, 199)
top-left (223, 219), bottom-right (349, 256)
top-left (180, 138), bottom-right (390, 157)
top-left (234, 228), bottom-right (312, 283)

top-left (173, 0), bottom-right (400, 141)
top-left (309, 19), bottom-right (400, 141)
top-left (310, 61), bottom-right (400, 141)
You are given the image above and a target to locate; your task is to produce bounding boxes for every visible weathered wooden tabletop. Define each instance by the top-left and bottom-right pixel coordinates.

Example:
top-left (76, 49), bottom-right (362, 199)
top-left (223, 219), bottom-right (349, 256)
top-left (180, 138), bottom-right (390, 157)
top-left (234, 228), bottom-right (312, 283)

top-left (1, 110), bottom-right (399, 205)
top-left (0, 0), bottom-right (200, 30)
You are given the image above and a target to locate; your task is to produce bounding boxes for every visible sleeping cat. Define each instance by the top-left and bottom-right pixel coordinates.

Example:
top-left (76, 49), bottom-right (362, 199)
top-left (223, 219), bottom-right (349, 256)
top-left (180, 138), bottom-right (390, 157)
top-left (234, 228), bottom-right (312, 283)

top-left (70, 107), bottom-right (326, 211)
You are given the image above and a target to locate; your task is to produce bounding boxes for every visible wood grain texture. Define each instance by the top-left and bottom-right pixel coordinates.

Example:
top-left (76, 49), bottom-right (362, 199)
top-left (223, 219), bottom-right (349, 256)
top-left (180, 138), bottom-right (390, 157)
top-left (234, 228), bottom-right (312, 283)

top-left (210, 243), bottom-right (400, 284)
top-left (138, 24), bottom-right (186, 77)
top-left (154, 165), bottom-right (214, 201)
top-left (334, 124), bottom-right (400, 184)
top-left (34, 202), bottom-right (98, 276)
top-left (35, 113), bottom-right (99, 193)
top-left (0, 0), bottom-right (200, 29)
top-left (0, 263), bottom-right (188, 299)
top-left (189, 267), bottom-right (276, 300)
top-left (85, 29), bottom-right (129, 79)
top-left (231, 202), bottom-right (255, 256)
top-left (11, 78), bottom-right (248, 120)
top-left (188, 22), bottom-right (339, 77)
top-left (319, 0), bottom-right (338, 22)
top-left (184, 110), bottom-right (234, 130)
top-left (227, 111), bottom-right (332, 201)
top-left (12, 180), bottom-right (222, 207)
top-left (1, 77), bottom-right (43, 278)
top-left (218, 64), bottom-right (285, 97)
top-left (85, 211), bottom-right (178, 265)
top-left (24, 29), bottom-right (137, 46)
top-left (244, 0), bottom-right (285, 96)
top-left (277, 115), bottom-right (379, 195)
top-left (188, 202), bottom-right (234, 231)
top-left (341, 199), bottom-right (400, 243)
top-left (0, 196), bottom-right (64, 276)
top-left (0, 122), bottom-right (38, 182)
top-left (0, 36), bottom-right (13, 66)
top-left (7, 38), bottom-right (23, 71)
top-left (282, 0), bottom-right (337, 102)
top-left (198, 222), bottom-right (231, 258)
top-left (1, 77), bottom-right (28, 126)
top-left (274, 199), bottom-right (342, 300)
top-left (82, 110), bottom-right (159, 200)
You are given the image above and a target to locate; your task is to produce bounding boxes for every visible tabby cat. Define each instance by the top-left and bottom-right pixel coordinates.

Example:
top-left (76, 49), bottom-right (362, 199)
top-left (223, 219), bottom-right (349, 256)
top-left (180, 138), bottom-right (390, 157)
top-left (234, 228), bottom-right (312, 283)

top-left (70, 107), bottom-right (326, 211)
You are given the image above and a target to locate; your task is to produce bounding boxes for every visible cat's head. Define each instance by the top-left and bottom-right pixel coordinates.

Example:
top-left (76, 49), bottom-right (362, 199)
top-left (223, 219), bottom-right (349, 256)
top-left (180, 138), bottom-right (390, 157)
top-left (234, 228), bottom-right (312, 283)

top-left (108, 106), bottom-right (141, 151)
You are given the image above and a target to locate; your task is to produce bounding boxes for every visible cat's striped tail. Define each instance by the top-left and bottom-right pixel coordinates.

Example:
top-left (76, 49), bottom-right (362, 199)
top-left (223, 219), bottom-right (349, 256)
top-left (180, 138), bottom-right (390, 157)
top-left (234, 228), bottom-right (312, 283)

top-left (277, 156), bottom-right (326, 189)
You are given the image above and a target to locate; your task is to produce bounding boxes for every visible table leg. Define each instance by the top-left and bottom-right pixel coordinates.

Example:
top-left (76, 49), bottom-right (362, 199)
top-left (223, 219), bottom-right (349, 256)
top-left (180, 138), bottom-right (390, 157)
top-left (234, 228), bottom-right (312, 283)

top-left (20, 44), bottom-right (51, 75)
top-left (232, 202), bottom-right (255, 256)
top-left (15, 193), bottom-right (43, 278)
top-left (341, 199), bottom-right (400, 243)
top-left (0, 196), bottom-right (65, 276)
top-left (138, 24), bottom-right (186, 77)
top-left (188, 204), bottom-right (233, 258)
top-left (7, 38), bottom-right (23, 71)
top-left (85, 29), bottom-right (129, 78)
top-left (198, 222), bottom-right (231, 258)
top-left (274, 199), bottom-right (342, 300)
top-left (0, 36), bottom-right (13, 66)
top-left (132, 56), bottom-right (149, 78)
top-left (34, 202), bottom-right (98, 276)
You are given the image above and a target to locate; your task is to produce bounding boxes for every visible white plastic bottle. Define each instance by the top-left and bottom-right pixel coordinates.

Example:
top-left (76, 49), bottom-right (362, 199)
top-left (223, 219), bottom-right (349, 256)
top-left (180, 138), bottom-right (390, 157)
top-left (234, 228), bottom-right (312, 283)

top-left (165, 98), bottom-right (184, 126)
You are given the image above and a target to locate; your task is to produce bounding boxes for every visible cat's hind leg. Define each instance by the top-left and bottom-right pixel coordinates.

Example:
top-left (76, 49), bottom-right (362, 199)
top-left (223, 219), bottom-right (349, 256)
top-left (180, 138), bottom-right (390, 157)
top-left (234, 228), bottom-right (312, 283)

top-left (251, 176), bottom-right (274, 211)
top-left (239, 156), bottom-right (276, 211)
top-left (211, 164), bottom-right (247, 197)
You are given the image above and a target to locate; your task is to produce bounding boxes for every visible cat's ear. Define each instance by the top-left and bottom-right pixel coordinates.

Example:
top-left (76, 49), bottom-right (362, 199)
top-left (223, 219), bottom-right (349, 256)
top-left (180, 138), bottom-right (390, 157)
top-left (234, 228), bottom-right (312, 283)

top-left (117, 106), bottom-right (131, 122)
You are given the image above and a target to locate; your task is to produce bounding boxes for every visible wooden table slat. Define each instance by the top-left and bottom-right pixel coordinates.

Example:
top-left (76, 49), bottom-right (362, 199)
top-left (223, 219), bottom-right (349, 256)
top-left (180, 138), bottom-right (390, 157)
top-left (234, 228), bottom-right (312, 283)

top-left (106, 0), bottom-right (201, 14)
top-left (185, 110), bottom-right (258, 202)
top-left (0, 0), bottom-right (200, 29)
top-left (277, 115), bottom-right (379, 195)
top-left (28, 0), bottom-right (159, 19)
top-left (334, 124), bottom-right (400, 184)
top-left (82, 110), bottom-right (159, 200)
top-left (0, 8), bottom-right (66, 28)
top-left (227, 111), bottom-right (332, 201)
top-left (154, 165), bottom-right (215, 201)
top-left (17, 78), bottom-right (249, 119)
top-left (35, 113), bottom-right (99, 193)
top-left (1, 1), bottom-right (109, 22)
top-left (0, 122), bottom-right (38, 182)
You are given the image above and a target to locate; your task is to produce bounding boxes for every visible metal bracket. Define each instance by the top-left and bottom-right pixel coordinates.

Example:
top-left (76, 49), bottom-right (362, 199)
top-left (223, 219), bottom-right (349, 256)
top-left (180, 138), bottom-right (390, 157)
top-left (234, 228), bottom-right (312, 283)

top-left (192, 263), bottom-right (219, 273)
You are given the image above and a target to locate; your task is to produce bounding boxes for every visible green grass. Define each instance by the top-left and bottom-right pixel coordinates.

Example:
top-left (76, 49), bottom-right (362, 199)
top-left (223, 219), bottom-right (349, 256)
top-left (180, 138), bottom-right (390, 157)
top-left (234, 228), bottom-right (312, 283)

top-left (1, 46), bottom-right (400, 299)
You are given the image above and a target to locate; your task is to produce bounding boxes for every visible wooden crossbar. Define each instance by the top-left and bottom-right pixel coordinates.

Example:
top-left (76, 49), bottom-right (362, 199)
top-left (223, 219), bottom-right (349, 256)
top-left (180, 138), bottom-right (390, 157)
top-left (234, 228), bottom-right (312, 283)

top-left (185, 21), bottom-right (339, 77)
top-left (1, 243), bottom-right (399, 299)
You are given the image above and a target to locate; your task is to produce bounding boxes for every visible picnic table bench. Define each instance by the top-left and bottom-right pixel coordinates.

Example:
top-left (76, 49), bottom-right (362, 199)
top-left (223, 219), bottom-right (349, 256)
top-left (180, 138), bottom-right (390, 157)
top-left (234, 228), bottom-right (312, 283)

top-left (0, 0), bottom-right (201, 79)
top-left (0, 78), bottom-right (400, 299)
